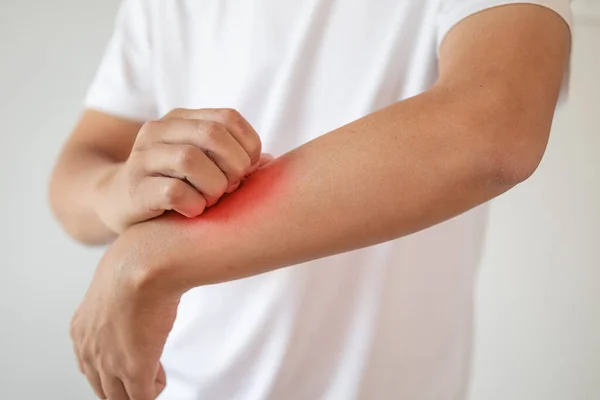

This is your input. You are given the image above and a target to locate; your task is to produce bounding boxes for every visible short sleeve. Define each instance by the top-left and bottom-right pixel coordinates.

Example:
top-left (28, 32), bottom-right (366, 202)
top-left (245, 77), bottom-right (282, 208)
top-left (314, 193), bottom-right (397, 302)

top-left (436, 0), bottom-right (573, 103)
top-left (84, 0), bottom-right (158, 121)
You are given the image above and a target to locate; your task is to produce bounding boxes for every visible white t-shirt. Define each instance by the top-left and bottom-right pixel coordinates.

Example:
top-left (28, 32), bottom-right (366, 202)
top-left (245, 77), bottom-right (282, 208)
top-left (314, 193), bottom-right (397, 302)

top-left (85, 1), bottom-right (572, 399)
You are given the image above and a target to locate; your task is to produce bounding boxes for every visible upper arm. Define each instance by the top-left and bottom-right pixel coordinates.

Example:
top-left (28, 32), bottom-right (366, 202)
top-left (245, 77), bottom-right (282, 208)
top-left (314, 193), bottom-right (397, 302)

top-left (434, 3), bottom-right (571, 180)
top-left (437, 3), bottom-right (571, 117)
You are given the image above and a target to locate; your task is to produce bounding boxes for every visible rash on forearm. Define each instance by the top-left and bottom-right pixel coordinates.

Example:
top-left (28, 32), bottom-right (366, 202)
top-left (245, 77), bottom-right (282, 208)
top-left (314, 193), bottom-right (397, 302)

top-left (175, 156), bottom-right (292, 225)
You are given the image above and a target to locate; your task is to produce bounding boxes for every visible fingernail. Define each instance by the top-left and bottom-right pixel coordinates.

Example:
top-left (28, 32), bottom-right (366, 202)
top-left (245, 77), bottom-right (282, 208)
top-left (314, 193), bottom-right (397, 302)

top-left (226, 182), bottom-right (240, 193)
top-left (248, 161), bottom-right (261, 175)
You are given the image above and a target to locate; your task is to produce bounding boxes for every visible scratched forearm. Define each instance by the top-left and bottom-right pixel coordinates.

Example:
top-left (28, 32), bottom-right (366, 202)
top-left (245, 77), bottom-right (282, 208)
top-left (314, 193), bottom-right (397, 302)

top-left (128, 86), bottom-right (520, 293)
top-left (116, 5), bottom-right (568, 294)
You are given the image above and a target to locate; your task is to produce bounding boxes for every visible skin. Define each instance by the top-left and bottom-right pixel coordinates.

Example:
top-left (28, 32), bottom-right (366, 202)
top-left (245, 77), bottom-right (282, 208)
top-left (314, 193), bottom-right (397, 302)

top-left (50, 107), bottom-right (269, 244)
top-left (53, 5), bottom-right (571, 400)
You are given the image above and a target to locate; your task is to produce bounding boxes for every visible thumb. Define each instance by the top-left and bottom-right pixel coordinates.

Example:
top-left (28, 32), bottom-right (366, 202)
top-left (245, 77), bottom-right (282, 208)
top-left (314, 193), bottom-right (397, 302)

top-left (258, 153), bottom-right (274, 167)
top-left (247, 153), bottom-right (275, 176)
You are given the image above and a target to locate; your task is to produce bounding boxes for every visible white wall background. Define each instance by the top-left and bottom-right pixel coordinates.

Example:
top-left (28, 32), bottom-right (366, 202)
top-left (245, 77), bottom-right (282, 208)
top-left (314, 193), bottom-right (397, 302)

top-left (468, 7), bottom-right (600, 399)
top-left (0, 1), bottom-right (597, 399)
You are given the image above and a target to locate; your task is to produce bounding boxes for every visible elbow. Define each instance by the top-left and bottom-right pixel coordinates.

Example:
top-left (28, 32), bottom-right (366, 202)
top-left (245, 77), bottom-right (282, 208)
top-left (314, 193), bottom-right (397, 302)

top-left (48, 169), bottom-right (67, 233)
top-left (48, 175), bottom-right (79, 243)
top-left (459, 90), bottom-right (553, 189)
top-left (487, 149), bottom-right (542, 188)
top-left (48, 171), bottom-right (63, 226)
top-left (463, 113), bottom-right (551, 189)
top-left (481, 126), bottom-right (550, 189)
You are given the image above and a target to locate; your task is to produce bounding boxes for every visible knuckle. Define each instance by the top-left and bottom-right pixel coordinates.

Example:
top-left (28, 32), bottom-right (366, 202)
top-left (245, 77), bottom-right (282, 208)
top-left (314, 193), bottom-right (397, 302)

top-left (98, 356), bottom-right (115, 375)
top-left (200, 120), bottom-right (223, 140)
top-left (204, 176), bottom-right (228, 198)
top-left (213, 175), bottom-right (229, 196)
top-left (220, 108), bottom-right (242, 122)
top-left (163, 181), bottom-right (184, 205)
top-left (165, 107), bottom-right (186, 118)
top-left (219, 176), bottom-right (229, 194)
top-left (139, 120), bottom-right (162, 138)
top-left (91, 342), bottom-right (103, 358)
top-left (121, 361), bottom-right (145, 382)
top-left (80, 349), bottom-right (93, 365)
top-left (175, 146), bottom-right (197, 170)
top-left (130, 390), bottom-right (153, 400)
top-left (247, 140), bottom-right (262, 162)
top-left (231, 157), bottom-right (252, 181)
top-left (222, 108), bottom-right (257, 139)
top-left (97, 355), bottom-right (110, 369)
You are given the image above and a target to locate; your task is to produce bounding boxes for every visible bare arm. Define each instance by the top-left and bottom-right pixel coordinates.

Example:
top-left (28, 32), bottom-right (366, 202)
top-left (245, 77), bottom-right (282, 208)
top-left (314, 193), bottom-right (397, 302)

top-left (123, 5), bottom-right (570, 292)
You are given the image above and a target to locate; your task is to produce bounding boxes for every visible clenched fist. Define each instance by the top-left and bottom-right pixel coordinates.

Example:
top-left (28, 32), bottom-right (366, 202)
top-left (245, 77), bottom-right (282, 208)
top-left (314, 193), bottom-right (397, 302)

top-left (93, 108), bottom-right (271, 233)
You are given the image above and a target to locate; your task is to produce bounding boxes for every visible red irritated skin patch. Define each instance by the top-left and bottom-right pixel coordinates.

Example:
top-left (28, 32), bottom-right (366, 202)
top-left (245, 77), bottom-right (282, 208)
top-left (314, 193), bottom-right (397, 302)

top-left (175, 157), bottom-right (290, 225)
top-left (152, 156), bottom-right (294, 290)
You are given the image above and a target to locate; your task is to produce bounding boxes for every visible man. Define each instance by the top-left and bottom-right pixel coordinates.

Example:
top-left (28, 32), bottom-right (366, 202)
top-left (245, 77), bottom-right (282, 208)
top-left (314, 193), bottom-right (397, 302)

top-left (49, 0), bottom-right (572, 399)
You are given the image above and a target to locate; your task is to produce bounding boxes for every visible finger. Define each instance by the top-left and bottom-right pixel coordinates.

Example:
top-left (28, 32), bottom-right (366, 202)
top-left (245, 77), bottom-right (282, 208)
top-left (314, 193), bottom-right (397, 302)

top-left (72, 342), bottom-right (84, 374)
top-left (99, 370), bottom-right (129, 400)
top-left (155, 363), bottom-right (167, 396)
top-left (166, 119), bottom-right (252, 185)
top-left (140, 176), bottom-right (208, 217)
top-left (248, 153), bottom-right (275, 175)
top-left (121, 368), bottom-right (156, 400)
top-left (259, 153), bottom-right (275, 165)
top-left (139, 119), bottom-right (252, 186)
top-left (143, 144), bottom-right (229, 206)
top-left (162, 108), bottom-right (262, 165)
top-left (225, 153), bottom-right (274, 194)
top-left (226, 181), bottom-right (240, 194)
top-left (69, 319), bottom-right (85, 374)
top-left (83, 365), bottom-right (107, 399)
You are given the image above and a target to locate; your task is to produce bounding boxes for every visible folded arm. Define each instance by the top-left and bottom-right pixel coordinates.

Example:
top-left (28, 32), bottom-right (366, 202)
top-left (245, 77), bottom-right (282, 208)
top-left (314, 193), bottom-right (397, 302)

top-left (121, 4), bottom-right (570, 294)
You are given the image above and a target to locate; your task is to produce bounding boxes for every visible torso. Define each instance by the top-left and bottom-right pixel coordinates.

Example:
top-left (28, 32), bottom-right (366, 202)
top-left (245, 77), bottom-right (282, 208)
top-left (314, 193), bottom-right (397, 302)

top-left (148, 1), bottom-right (487, 399)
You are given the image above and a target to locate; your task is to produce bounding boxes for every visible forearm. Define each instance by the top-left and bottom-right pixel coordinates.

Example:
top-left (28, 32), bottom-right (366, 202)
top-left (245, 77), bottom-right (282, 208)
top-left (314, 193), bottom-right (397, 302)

top-left (131, 83), bottom-right (548, 294)
top-left (49, 145), bottom-right (120, 244)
